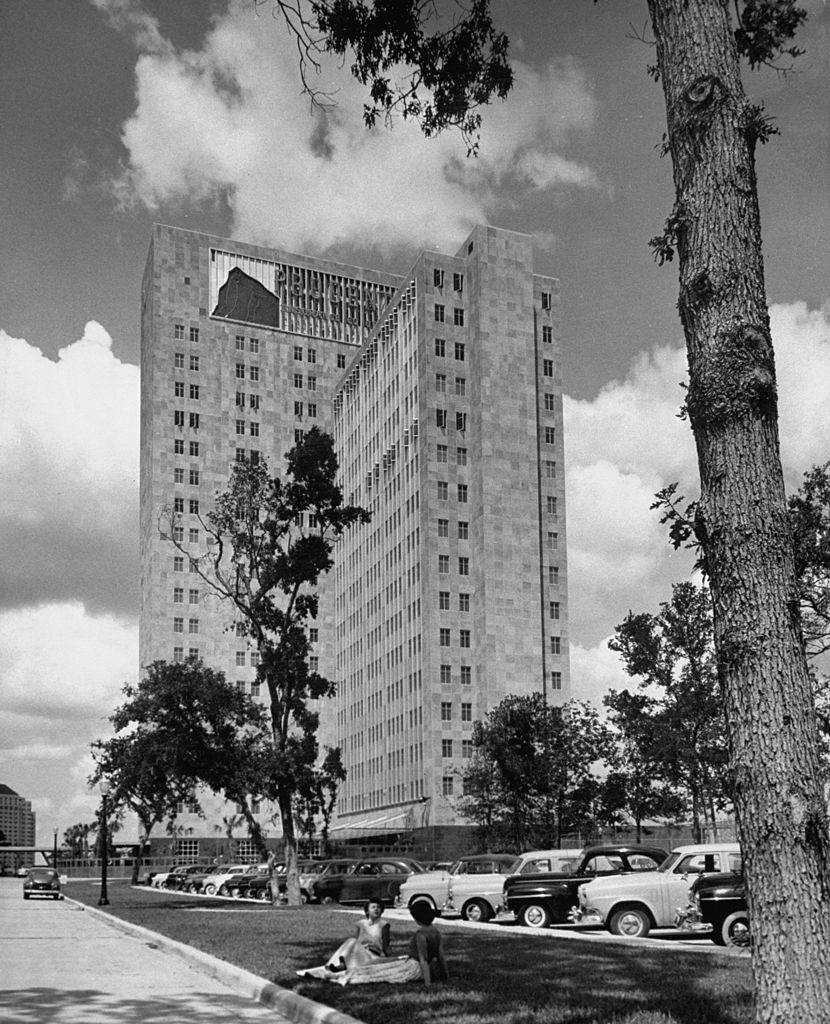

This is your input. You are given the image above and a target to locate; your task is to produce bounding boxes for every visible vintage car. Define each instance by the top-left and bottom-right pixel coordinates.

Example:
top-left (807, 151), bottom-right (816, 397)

top-left (199, 863), bottom-right (258, 896)
top-left (501, 845), bottom-right (667, 928)
top-left (676, 868), bottom-right (748, 946)
top-left (576, 842), bottom-right (741, 938)
top-left (163, 864), bottom-right (211, 891)
top-left (311, 857), bottom-right (424, 906)
top-left (397, 853), bottom-right (518, 922)
top-left (23, 867), bottom-right (62, 900)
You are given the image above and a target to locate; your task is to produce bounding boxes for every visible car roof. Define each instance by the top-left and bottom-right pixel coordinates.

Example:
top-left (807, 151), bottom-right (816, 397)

top-left (457, 853), bottom-right (516, 862)
top-left (517, 849), bottom-right (580, 859)
top-left (580, 845), bottom-right (668, 858)
top-left (670, 843), bottom-right (741, 855)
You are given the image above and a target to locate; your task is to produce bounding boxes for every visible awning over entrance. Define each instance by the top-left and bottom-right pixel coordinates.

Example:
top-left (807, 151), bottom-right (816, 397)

top-left (329, 809), bottom-right (412, 834)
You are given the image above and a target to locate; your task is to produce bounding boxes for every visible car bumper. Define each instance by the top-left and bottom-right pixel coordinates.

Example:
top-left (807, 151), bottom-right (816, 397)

top-left (571, 905), bottom-right (604, 925)
top-left (674, 905), bottom-right (711, 932)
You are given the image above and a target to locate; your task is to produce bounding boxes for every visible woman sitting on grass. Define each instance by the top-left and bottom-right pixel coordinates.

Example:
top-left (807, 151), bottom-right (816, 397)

top-left (298, 898), bottom-right (390, 978)
top-left (303, 900), bottom-right (449, 987)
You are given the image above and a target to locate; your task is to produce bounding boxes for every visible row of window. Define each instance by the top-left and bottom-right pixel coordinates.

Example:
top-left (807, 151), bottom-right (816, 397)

top-left (435, 373), bottom-right (465, 395)
top-left (434, 304), bottom-right (464, 326)
top-left (235, 420), bottom-right (260, 436)
top-left (174, 381), bottom-right (201, 399)
top-left (438, 519), bottom-right (469, 538)
top-left (173, 411), bottom-right (200, 428)
top-left (235, 364), bottom-right (260, 381)
top-left (442, 739), bottom-right (474, 758)
top-left (174, 325), bottom-right (200, 343)
top-left (293, 374), bottom-right (317, 390)
top-left (173, 587), bottom-right (199, 603)
top-left (235, 335), bottom-right (259, 353)
top-left (433, 269), bottom-right (464, 292)
top-left (294, 401), bottom-right (317, 418)
top-left (174, 440), bottom-right (200, 456)
top-left (441, 700), bottom-right (473, 721)
top-left (172, 617), bottom-right (200, 633)
top-left (439, 591), bottom-right (470, 610)
top-left (436, 409), bottom-right (468, 431)
top-left (440, 629), bottom-right (471, 647)
top-left (174, 353), bottom-right (200, 370)
top-left (434, 339), bottom-right (465, 360)
top-left (438, 555), bottom-right (470, 575)
top-left (236, 392), bottom-right (260, 410)
top-left (440, 664), bottom-right (472, 685)
top-left (173, 556), bottom-right (199, 572)
top-left (437, 482), bottom-right (468, 502)
top-left (173, 467), bottom-right (200, 485)
top-left (173, 497), bottom-right (200, 514)
top-left (173, 646), bottom-right (199, 662)
top-left (437, 445), bottom-right (467, 465)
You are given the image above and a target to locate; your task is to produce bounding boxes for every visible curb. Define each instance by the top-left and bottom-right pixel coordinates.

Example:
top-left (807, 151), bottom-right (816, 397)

top-left (64, 897), bottom-right (365, 1024)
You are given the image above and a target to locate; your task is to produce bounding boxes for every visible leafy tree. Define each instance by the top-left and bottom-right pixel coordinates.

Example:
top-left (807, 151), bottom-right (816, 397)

top-left (461, 695), bottom-right (613, 849)
top-left (63, 822), bottom-right (94, 859)
top-left (788, 463), bottom-right (830, 659)
top-left (608, 582), bottom-right (730, 843)
top-left (257, 2), bottom-right (829, 1016)
top-left (92, 659), bottom-right (272, 882)
top-left (162, 427), bottom-right (369, 903)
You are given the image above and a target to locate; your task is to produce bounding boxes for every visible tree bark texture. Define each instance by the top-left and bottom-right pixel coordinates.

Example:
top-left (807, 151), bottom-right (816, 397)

top-left (646, 3), bottom-right (830, 1021)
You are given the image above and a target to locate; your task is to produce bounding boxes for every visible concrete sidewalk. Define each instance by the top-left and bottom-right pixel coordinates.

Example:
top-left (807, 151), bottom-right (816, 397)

top-left (0, 878), bottom-right (361, 1024)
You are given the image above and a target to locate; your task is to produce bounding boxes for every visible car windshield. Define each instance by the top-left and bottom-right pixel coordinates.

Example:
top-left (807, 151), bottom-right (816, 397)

top-left (28, 869), bottom-right (57, 881)
top-left (656, 851), bottom-right (692, 873)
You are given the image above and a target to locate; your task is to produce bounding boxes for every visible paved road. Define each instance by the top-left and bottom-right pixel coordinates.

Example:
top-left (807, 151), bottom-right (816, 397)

top-left (0, 877), bottom-right (295, 1023)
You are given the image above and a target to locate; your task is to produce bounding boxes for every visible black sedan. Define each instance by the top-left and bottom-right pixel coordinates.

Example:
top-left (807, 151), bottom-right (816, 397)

top-left (311, 857), bottom-right (424, 906)
top-left (677, 870), bottom-right (748, 946)
top-left (23, 868), bottom-right (62, 900)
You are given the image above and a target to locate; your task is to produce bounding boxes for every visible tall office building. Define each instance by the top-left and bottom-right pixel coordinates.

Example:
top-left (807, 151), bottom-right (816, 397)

top-left (140, 223), bottom-right (568, 839)
top-left (0, 784), bottom-right (36, 869)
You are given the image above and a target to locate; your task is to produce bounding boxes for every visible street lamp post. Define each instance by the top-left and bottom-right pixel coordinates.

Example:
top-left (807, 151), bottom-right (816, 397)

top-left (53, 827), bottom-right (59, 874)
top-left (98, 780), bottom-right (110, 906)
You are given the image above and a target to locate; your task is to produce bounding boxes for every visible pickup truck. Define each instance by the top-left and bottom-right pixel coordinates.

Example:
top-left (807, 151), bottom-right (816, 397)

top-left (501, 845), bottom-right (668, 928)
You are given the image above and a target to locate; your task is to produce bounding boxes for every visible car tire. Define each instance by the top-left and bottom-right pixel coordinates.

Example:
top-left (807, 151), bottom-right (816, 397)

top-left (321, 895), bottom-right (335, 905)
top-left (609, 906), bottom-right (651, 938)
top-left (717, 911), bottom-right (750, 947)
top-left (229, 887), bottom-right (242, 899)
top-left (461, 898), bottom-right (493, 923)
top-left (258, 888), bottom-right (271, 903)
top-left (23, 894), bottom-right (29, 900)
top-left (204, 884), bottom-right (217, 896)
top-left (408, 895), bottom-right (438, 913)
top-left (518, 902), bottom-right (551, 929)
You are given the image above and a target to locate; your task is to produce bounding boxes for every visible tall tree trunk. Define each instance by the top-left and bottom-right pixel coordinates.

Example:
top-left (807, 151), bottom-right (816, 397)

top-left (646, 3), bottom-right (830, 1021)
top-left (279, 792), bottom-right (301, 905)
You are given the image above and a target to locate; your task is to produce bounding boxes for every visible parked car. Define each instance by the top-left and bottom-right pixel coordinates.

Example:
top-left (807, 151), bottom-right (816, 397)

top-left (576, 842), bottom-right (741, 938)
top-left (501, 846), bottom-right (667, 928)
top-left (201, 863), bottom-right (259, 896)
top-left (312, 857), bottom-right (424, 906)
top-left (225, 865), bottom-right (271, 899)
top-left (676, 868), bottom-right (748, 946)
top-left (164, 864), bottom-right (210, 891)
top-left (148, 865), bottom-right (179, 888)
top-left (23, 867), bottom-right (62, 900)
top-left (397, 853), bottom-right (517, 922)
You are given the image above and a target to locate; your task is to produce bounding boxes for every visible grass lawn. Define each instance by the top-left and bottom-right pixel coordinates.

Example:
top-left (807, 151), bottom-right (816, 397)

top-left (66, 880), bottom-right (754, 1024)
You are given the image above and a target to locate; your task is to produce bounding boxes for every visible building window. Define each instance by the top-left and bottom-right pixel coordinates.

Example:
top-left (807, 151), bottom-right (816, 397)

top-left (455, 342), bottom-right (465, 361)
top-left (174, 438), bottom-right (185, 455)
top-left (546, 496), bottom-right (557, 515)
top-left (433, 268), bottom-right (444, 288)
top-left (462, 739), bottom-right (473, 758)
top-left (189, 499), bottom-right (199, 514)
top-left (459, 592), bottom-right (470, 611)
top-left (439, 591), bottom-right (450, 610)
top-left (456, 447), bottom-right (467, 466)
top-left (293, 345), bottom-right (303, 360)
top-left (435, 338), bottom-right (445, 357)
top-left (249, 338), bottom-right (259, 354)
top-left (174, 497), bottom-right (184, 513)
top-left (437, 444), bottom-right (448, 463)
top-left (439, 628), bottom-right (451, 647)
top-left (307, 404), bottom-right (317, 418)
top-left (174, 410), bottom-right (185, 427)
top-left (189, 441), bottom-right (200, 457)
top-left (440, 664), bottom-right (452, 685)
top-left (460, 665), bottom-right (472, 685)
top-left (250, 450), bottom-right (260, 464)
top-left (236, 651), bottom-right (246, 666)
top-left (453, 272), bottom-right (464, 293)
top-left (173, 617), bottom-right (184, 633)
top-left (458, 521), bottom-right (469, 540)
top-left (438, 554), bottom-right (450, 574)
top-left (454, 307), bottom-right (464, 326)
top-left (189, 384), bottom-right (200, 400)
top-left (337, 353), bottom-right (347, 369)
top-left (173, 525), bottom-right (184, 542)
top-left (436, 408), bottom-right (447, 429)
top-left (174, 556), bottom-right (184, 572)
top-left (174, 467), bottom-right (185, 484)
top-left (455, 377), bottom-right (466, 396)
top-left (455, 412), bottom-right (466, 432)
top-left (249, 366), bottom-right (259, 382)
top-left (189, 327), bottom-right (199, 343)
top-left (547, 532), bottom-right (559, 550)
top-left (173, 646), bottom-right (184, 663)
top-left (435, 373), bottom-right (447, 393)
top-left (545, 427), bottom-right (556, 445)
top-left (544, 393), bottom-right (555, 411)
top-left (542, 325), bottom-right (553, 344)
top-left (459, 628), bottom-right (471, 648)
top-left (190, 355), bottom-right (200, 371)
top-left (250, 422), bottom-right (259, 437)
top-left (234, 391), bottom-right (245, 409)
top-left (236, 363), bottom-right (245, 379)
top-left (188, 618), bottom-right (199, 634)
top-left (189, 468), bottom-right (199, 485)
top-left (236, 447), bottom-right (246, 463)
top-left (442, 739), bottom-right (453, 758)
top-left (174, 324), bottom-right (185, 340)
top-left (307, 348), bottom-right (316, 363)
top-left (461, 702), bottom-right (473, 722)
top-left (294, 373), bottom-right (303, 389)
top-left (175, 381), bottom-right (185, 398)
top-left (550, 671), bottom-right (563, 691)
top-left (294, 401), bottom-right (303, 417)
top-left (309, 656), bottom-right (319, 672)
top-left (173, 587), bottom-right (184, 604)
top-left (545, 459), bottom-right (556, 477)
top-left (250, 680), bottom-right (260, 697)
top-left (189, 589), bottom-right (199, 605)
top-left (457, 483), bottom-right (468, 503)
top-left (550, 636), bottom-right (561, 654)
top-left (543, 359), bottom-right (554, 377)
top-left (307, 376), bottom-right (316, 391)
top-left (174, 353), bottom-right (185, 369)
top-left (437, 481), bottom-right (449, 500)
top-left (438, 519), bottom-right (449, 538)
top-left (295, 429), bottom-right (304, 443)
top-left (549, 565), bottom-right (559, 585)
top-left (434, 304), bottom-right (445, 322)
top-left (458, 557), bottom-right (470, 576)
top-left (250, 651), bottom-right (260, 666)
top-left (442, 776), bottom-right (454, 796)
top-left (441, 701), bottom-right (453, 721)
top-left (236, 335), bottom-right (246, 351)
top-left (249, 394), bottom-right (259, 411)
top-left (542, 291), bottom-right (552, 310)
top-left (309, 628), bottom-right (319, 643)
top-left (188, 412), bottom-right (201, 430)
top-left (188, 528), bottom-right (199, 544)
top-left (550, 601), bottom-right (560, 620)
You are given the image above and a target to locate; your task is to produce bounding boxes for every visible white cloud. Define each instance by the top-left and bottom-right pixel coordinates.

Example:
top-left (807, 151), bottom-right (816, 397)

top-left (0, 322), bottom-right (139, 614)
top-left (100, 0), bottom-right (600, 252)
top-left (570, 640), bottom-right (631, 709)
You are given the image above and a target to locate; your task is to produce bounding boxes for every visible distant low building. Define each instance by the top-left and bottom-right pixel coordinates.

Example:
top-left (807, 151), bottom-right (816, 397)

top-left (0, 785), bottom-right (36, 870)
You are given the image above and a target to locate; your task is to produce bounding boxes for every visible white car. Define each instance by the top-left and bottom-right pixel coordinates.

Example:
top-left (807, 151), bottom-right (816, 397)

top-left (576, 842), bottom-right (741, 938)
top-left (398, 849), bottom-right (580, 923)
top-left (200, 863), bottom-right (256, 896)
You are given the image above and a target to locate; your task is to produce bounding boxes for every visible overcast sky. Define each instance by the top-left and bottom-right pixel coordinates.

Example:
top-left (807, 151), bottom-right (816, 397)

top-left (1, 0), bottom-right (828, 845)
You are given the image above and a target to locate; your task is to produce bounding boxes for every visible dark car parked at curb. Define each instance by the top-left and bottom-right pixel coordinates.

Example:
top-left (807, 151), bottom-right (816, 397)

top-left (164, 865), bottom-right (211, 891)
top-left (501, 845), bottom-right (668, 928)
top-left (312, 857), bottom-right (424, 906)
top-left (676, 870), bottom-right (748, 946)
top-left (23, 867), bottom-right (62, 900)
